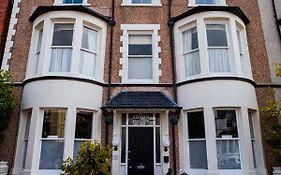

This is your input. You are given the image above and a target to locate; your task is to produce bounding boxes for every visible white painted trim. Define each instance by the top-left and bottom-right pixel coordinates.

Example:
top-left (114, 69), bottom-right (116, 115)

top-left (1, 0), bottom-right (22, 71)
top-left (120, 24), bottom-right (161, 84)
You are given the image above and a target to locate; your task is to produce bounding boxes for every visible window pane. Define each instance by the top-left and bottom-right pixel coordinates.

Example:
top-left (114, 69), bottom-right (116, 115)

top-left (49, 48), bottom-right (72, 72)
top-left (42, 110), bottom-right (65, 138)
top-left (187, 111), bottom-right (205, 139)
top-left (248, 112), bottom-right (255, 138)
top-left (73, 141), bottom-right (85, 161)
top-left (23, 111), bottom-right (32, 169)
top-left (79, 51), bottom-right (96, 76)
top-left (122, 113), bottom-right (126, 125)
top-left (217, 140), bottom-right (241, 169)
top-left (129, 35), bottom-right (152, 55)
top-left (75, 111), bottom-right (93, 139)
top-left (39, 140), bottom-right (64, 169)
top-left (189, 141), bottom-right (208, 169)
top-left (128, 57), bottom-right (152, 79)
top-left (63, 0), bottom-right (83, 4)
top-left (183, 27), bottom-right (198, 52)
top-left (208, 48), bottom-right (230, 72)
top-left (82, 27), bottom-right (98, 52)
top-left (185, 51), bottom-right (200, 76)
top-left (206, 24), bottom-right (227, 47)
top-left (156, 127), bottom-right (160, 163)
top-left (132, 0), bottom-right (152, 4)
top-left (52, 24), bottom-right (74, 46)
top-left (215, 110), bottom-right (238, 138)
top-left (121, 127), bottom-right (126, 163)
top-left (37, 29), bottom-right (43, 52)
top-left (196, 0), bottom-right (216, 4)
top-left (128, 113), bottom-right (154, 125)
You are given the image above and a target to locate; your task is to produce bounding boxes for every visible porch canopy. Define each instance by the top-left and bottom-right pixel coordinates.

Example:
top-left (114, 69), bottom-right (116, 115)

top-left (101, 91), bottom-right (182, 111)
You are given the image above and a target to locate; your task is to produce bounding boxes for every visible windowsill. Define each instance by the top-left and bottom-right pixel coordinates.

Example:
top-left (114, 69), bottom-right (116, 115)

top-left (121, 3), bottom-right (162, 7)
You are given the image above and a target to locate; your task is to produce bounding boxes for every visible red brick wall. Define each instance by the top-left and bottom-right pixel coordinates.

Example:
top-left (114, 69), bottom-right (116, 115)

top-left (0, 0), bottom-right (12, 67)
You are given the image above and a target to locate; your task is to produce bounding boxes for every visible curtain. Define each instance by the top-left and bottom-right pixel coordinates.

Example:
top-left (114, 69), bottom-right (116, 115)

top-left (209, 48), bottom-right (230, 72)
top-left (49, 48), bottom-right (72, 72)
top-left (183, 28), bottom-right (200, 76)
top-left (184, 51), bottom-right (200, 76)
top-left (128, 57), bottom-right (152, 79)
top-left (80, 51), bottom-right (96, 76)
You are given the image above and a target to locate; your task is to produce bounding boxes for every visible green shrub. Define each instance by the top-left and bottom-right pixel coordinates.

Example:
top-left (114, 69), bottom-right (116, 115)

top-left (62, 141), bottom-right (112, 175)
top-left (0, 70), bottom-right (15, 143)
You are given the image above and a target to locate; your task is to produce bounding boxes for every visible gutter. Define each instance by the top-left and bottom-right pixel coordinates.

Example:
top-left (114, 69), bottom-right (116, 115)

top-left (167, 1), bottom-right (179, 175)
top-left (105, 0), bottom-right (115, 146)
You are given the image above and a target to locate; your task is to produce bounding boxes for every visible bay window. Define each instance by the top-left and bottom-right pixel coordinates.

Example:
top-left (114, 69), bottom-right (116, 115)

top-left (39, 109), bottom-right (65, 169)
top-left (187, 111), bottom-right (207, 169)
top-left (182, 26), bottom-right (200, 76)
top-left (27, 12), bottom-right (107, 81)
top-left (206, 23), bottom-right (230, 73)
top-left (214, 109), bottom-right (241, 169)
top-left (73, 110), bottom-right (94, 160)
top-left (49, 24), bottom-right (73, 72)
top-left (175, 14), bottom-right (252, 82)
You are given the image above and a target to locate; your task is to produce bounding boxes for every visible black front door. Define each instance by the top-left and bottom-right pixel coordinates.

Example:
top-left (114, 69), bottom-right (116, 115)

top-left (128, 127), bottom-right (154, 175)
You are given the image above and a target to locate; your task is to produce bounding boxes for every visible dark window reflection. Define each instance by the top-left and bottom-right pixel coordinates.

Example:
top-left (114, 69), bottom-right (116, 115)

top-left (75, 111), bottom-right (93, 139)
top-left (215, 110), bottom-right (238, 138)
top-left (187, 111), bottom-right (205, 139)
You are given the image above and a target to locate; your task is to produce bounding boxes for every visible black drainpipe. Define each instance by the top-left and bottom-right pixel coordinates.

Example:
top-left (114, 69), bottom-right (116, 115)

top-left (105, 0), bottom-right (115, 146)
top-left (272, 0), bottom-right (281, 42)
top-left (168, 0), bottom-right (178, 175)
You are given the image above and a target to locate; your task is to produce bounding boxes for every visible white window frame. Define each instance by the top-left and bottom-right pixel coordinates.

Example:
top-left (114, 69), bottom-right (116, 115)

top-left (181, 22), bottom-right (201, 78)
top-left (213, 108), bottom-right (242, 172)
top-left (38, 109), bottom-right (66, 170)
top-left (53, 0), bottom-right (89, 6)
top-left (49, 21), bottom-right (75, 73)
top-left (122, 0), bottom-right (162, 6)
top-left (188, 0), bottom-right (226, 6)
top-left (186, 109), bottom-right (208, 171)
top-left (73, 109), bottom-right (96, 159)
top-left (120, 24), bottom-right (161, 84)
top-left (205, 20), bottom-right (233, 74)
top-left (79, 23), bottom-right (101, 78)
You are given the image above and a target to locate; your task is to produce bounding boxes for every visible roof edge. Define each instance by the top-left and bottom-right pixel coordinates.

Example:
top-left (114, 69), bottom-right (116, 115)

top-left (29, 5), bottom-right (113, 24)
top-left (169, 6), bottom-right (250, 25)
